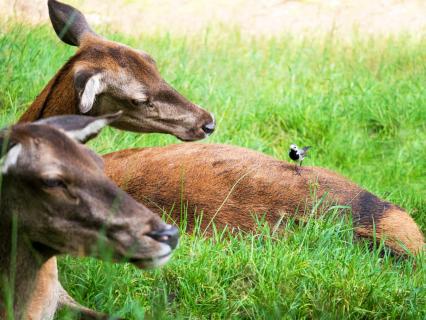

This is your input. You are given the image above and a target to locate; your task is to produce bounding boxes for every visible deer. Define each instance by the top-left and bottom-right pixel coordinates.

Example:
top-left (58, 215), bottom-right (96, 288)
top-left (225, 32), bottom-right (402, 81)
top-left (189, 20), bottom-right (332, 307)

top-left (103, 143), bottom-right (425, 256)
top-left (19, 0), bottom-right (215, 141)
top-left (20, 1), bottom-right (215, 317)
top-left (0, 113), bottom-right (179, 320)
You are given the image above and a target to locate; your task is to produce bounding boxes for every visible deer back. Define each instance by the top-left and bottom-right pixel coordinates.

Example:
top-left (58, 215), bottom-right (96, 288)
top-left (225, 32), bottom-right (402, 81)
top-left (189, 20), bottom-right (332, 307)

top-left (104, 143), bottom-right (424, 255)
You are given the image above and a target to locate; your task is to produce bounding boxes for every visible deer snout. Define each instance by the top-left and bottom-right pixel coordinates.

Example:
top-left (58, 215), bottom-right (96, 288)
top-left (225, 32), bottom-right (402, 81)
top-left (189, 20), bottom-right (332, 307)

top-left (147, 225), bottom-right (179, 249)
top-left (201, 113), bottom-right (215, 136)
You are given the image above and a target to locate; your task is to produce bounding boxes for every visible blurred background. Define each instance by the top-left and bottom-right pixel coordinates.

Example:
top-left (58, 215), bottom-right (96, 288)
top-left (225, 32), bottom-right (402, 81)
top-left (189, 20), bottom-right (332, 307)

top-left (1, 0), bottom-right (426, 37)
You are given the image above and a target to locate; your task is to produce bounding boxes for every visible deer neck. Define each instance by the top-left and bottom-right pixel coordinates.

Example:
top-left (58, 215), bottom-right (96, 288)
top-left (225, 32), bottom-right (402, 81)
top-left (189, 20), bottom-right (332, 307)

top-left (19, 58), bottom-right (80, 123)
top-left (0, 199), bottom-right (50, 319)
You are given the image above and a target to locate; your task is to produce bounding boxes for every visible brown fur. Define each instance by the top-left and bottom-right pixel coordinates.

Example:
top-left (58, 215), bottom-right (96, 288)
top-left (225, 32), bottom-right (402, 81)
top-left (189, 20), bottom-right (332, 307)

top-left (104, 143), bottom-right (425, 255)
top-left (19, 52), bottom-right (80, 121)
top-left (25, 259), bottom-right (59, 320)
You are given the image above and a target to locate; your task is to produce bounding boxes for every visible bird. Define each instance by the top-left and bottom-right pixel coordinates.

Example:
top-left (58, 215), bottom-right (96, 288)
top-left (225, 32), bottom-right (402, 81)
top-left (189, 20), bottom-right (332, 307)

top-left (289, 144), bottom-right (311, 174)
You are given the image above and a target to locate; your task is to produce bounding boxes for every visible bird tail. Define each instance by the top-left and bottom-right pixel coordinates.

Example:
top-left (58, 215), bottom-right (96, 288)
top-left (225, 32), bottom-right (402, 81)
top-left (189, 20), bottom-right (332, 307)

top-left (302, 146), bottom-right (312, 155)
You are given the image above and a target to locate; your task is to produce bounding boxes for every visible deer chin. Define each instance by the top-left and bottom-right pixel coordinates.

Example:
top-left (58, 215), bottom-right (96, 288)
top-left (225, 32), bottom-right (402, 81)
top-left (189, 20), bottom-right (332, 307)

top-left (130, 253), bottom-right (172, 269)
top-left (129, 244), bottom-right (174, 269)
top-left (107, 112), bottom-right (211, 141)
top-left (175, 128), bottom-right (210, 142)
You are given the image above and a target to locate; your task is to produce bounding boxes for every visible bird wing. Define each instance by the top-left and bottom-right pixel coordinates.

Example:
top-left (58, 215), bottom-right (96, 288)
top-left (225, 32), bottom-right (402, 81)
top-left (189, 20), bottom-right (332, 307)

top-left (300, 146), bottom-right (311, 156)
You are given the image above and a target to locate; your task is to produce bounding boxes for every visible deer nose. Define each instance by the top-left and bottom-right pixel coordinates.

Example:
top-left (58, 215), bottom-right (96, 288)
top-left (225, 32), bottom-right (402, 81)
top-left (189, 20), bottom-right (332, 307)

top-left (147, 225), bottom-right (179, 249)
top-left (201, 114), bottom-right (215, 135)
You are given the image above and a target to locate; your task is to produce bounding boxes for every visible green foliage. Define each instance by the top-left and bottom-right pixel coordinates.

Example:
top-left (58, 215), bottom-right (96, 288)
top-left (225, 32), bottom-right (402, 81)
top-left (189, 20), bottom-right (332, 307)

top-left (0, 21), bottom-right (425, 319)
top-left (58, 213), bottom-right (425, 319)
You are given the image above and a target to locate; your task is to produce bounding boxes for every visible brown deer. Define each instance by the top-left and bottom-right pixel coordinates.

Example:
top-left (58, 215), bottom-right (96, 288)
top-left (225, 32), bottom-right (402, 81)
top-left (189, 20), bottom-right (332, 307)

top-left (104, 143), bottom-right (425, 255)
top-left (0, 114), bottom-right (179, 320)
top-left (20, 0), bottom-right (215, 141)
top-left (21, 1), bottom-right (214, 317)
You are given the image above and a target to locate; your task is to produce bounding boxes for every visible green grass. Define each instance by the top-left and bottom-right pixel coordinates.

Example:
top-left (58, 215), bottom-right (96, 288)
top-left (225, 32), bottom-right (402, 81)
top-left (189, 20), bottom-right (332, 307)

top-left (0, 20), bottom-right (425, 319)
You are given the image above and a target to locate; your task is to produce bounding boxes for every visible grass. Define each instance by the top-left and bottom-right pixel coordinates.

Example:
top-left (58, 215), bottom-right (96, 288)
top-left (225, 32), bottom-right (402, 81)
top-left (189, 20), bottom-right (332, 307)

top-left (0, 20), bottom-right (425, 319)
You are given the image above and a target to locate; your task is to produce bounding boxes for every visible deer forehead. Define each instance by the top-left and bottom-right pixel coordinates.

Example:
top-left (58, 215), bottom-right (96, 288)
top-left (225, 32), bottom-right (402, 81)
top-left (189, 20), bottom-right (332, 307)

top-left (31, 134), bottom-right (103, 174)
top-left (32, 153), bottom-right (101, 180)
top-left (0, 143), bottom-right (62, 177)
top-left (80, 38), bottom-right (157, 73)
top-left (105, 70), bottom-right (148, 100)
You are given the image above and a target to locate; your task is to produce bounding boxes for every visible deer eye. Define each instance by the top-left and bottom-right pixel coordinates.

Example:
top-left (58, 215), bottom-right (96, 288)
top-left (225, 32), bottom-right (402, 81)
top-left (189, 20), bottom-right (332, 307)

top-left (147, 101), bottom-right (155, 109)
top-left (130, 99), bottom-right (141, 107)
top-left (42, 178), bottom-right (66, 189)
top-left (129, 98), bottom-right (154, 109)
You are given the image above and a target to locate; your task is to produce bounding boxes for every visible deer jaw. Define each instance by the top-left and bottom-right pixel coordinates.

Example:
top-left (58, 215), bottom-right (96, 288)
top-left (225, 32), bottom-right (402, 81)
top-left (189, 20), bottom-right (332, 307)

top-left (19, 0), bottom-right (215, 141)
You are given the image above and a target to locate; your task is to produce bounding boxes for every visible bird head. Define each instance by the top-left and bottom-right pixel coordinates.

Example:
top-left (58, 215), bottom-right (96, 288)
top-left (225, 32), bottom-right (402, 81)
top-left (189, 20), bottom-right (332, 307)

top-left (290, 144), bottom-right (298, 151)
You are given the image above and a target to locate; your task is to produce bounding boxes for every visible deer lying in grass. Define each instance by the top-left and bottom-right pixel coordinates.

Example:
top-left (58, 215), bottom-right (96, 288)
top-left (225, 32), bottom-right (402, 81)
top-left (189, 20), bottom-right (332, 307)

top-left (20, 0), bottom-right (215, 141)
top-left (21, 1), bottom-right (214, 317)
top-left (104, 143), bottom-right (425, 256)
top-left (0, 114), bottom-right (179, 319)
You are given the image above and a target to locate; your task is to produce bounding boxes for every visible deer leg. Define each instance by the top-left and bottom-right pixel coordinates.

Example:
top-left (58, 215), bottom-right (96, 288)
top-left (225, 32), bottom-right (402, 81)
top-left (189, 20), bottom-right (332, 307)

top-left (58, 283), bottom-right (122, 319)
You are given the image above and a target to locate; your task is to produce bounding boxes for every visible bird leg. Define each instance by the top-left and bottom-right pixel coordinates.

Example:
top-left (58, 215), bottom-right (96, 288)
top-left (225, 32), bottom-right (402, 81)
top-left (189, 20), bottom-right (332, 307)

top-left (294, 162), bottom-right (301, 175)
top-left (296, 160), bottom-right (303, 175)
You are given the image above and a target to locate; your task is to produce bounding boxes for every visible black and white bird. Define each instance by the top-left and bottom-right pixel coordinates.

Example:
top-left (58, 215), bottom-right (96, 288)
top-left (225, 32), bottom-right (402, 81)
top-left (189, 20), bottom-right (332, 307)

top-left (288, 144), bottom-right (311, 174)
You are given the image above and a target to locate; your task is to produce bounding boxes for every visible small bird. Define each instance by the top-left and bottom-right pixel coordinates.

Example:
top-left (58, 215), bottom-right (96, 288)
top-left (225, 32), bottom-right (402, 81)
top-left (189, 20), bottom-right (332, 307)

top-left (289, 144), bottom-right (311, 174)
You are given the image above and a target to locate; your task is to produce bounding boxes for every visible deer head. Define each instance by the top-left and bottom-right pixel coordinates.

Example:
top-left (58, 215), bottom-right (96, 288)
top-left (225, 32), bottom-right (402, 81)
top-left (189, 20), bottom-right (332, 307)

top-left (32, 0), bottom-right (215, 141)
top-left (0, 114), bottom-right (178, 269)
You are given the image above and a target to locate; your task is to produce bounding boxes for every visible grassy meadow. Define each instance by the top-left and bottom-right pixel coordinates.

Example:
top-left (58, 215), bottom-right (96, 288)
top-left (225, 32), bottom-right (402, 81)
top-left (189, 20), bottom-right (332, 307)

top-left (0, 20), bottom-right (425, 319)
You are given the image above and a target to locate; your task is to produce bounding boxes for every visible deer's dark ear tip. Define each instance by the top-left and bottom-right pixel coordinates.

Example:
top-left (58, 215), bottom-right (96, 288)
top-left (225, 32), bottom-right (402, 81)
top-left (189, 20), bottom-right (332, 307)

top-left (47, 0), bottom-right (62, 12)
top-left (47, 0), bottom-right (96, 47)
top-left (47, 0), bottom-right (68, 9)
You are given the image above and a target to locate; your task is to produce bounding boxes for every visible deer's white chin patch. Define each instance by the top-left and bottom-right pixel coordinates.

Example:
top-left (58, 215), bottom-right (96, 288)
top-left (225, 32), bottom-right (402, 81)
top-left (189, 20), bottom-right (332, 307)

top-left (133, 244), bottom-right (173, 269)
top-left (145, 253), bottom-right (172, 269)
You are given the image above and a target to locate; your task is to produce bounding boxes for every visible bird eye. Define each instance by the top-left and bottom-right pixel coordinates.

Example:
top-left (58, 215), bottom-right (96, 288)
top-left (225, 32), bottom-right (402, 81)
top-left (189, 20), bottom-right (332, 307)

top-left (42, 178), bottom-right (66, 189)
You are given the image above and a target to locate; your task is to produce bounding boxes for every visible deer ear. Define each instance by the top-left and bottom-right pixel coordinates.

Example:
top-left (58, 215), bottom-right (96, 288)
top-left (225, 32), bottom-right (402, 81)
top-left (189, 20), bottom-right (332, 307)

top-left (36, 112), bottom-right (122, 144)
top-left (0, 128), bottom-right (20, 174)
top-left (74, 69), bottom-right (106, 114)
top-left (0, 128), bottom-right (16, 156)
top-left (48, 0), bottom-right (97, 46)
